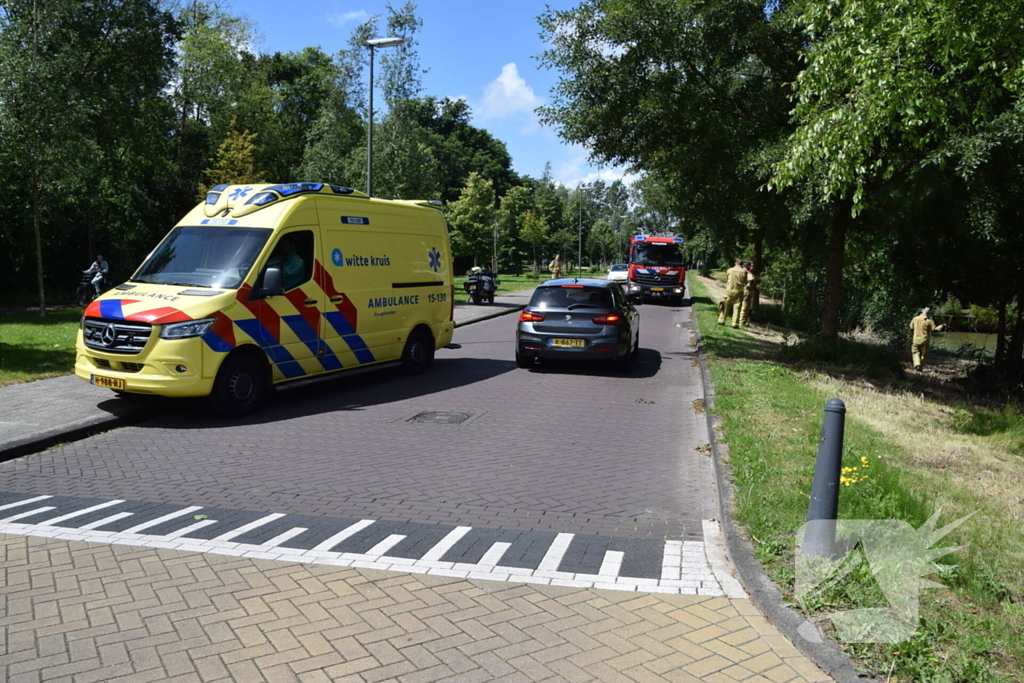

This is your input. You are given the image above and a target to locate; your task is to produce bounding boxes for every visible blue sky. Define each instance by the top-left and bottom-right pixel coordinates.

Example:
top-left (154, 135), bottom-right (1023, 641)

top-left (237, 0), bottom-right (631, 187)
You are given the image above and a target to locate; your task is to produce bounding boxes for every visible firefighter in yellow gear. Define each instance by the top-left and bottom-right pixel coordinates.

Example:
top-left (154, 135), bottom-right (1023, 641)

top-left (718, 259), bottom-right (748, 328)
top-left (910, 307), bottom-right (944, 370)
top-left (739, 261), bottom-right (760, 327)
top-left (549, 254), bottom-right (563, 279)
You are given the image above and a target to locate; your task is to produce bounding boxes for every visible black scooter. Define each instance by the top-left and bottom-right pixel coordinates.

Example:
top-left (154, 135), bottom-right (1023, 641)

top-left (464, 270), bottom-right (497, 305)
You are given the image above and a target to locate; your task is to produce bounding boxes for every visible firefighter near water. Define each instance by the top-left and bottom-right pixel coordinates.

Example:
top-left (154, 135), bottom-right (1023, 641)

top-left (625, 234), bottom-right (687, 305)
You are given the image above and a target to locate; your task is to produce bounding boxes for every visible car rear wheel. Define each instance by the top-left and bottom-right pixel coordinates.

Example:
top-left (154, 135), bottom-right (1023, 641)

top-left (616, 333), bottom-right (639, 371)
top-left (401, 328), bottom-right (435, 374)
top-left (210, 352), bottom-right (268, 417)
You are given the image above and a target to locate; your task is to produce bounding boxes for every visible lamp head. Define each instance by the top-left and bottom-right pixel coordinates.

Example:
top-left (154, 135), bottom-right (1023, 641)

top-left (366, 36), bottom-right (405, 48)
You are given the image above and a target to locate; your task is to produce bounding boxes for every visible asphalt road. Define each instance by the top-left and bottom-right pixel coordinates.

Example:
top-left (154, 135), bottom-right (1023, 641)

top-left (0, 299), bottom-right (716, 581)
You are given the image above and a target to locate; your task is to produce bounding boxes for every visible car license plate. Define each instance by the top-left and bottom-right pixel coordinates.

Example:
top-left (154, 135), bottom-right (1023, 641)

top-left (651, 287), bottom-right (664, 292)
top-left (551, 338), bottom-right (585, 348)
top-left (90, 375), bottom-right (124, 390)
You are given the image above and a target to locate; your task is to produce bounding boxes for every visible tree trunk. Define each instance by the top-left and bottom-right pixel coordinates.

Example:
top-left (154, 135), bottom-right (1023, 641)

top-left (32, 181), bottom-right (46, 319)
top-left (1009, 283), bottom-right (1024, 377)
top-left (821, 201), bottom-right (848, 355)
top-left (753, 229), bottom-right (763, 313)
top-left (996, 300), bottom-right (1006, 367)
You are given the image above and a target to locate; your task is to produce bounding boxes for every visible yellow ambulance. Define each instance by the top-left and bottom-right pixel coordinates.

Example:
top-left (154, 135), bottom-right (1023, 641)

top-left (75, 183), bottom-right (455, 415)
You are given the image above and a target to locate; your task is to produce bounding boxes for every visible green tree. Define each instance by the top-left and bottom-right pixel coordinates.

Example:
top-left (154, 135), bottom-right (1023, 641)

top-left (196, 118), bottom-right (265, 199)
top-left (520, 210), bottom-right (550, 273)
top-left (447, 173), bottom-right (496, 263)
top-left (0, 0), bottom-right (177, 315)
top-left (771, 0), bottom-right (1024, 354)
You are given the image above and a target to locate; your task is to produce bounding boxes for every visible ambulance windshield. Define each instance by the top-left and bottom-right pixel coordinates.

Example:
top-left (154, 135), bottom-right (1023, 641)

top-left (631, 242), bottom-right (684, 267)
top-left (133, 226), bottom-right (273, 289)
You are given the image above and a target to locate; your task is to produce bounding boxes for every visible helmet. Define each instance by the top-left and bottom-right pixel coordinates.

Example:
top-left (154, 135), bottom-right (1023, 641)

top-left (471, 266), bottom-right (483, 274)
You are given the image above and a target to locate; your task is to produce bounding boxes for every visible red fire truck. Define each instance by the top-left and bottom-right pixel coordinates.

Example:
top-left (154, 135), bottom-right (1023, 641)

top-left (626, 233), bottom-right (686, 304)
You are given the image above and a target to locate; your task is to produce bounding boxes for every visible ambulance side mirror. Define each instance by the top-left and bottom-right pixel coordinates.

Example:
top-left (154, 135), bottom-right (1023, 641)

top-left (262, 267), bottom-right (284, 298)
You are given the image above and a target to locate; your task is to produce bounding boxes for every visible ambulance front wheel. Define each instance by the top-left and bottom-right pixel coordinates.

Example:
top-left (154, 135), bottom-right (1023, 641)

top-left (210, 351), bottom-right (268, 417)
top-left (402, 328), bottom-right (435, 374)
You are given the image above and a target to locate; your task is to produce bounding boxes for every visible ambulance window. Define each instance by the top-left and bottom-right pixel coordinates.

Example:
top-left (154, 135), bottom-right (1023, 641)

top-left (266, 230), bottom-right (314, 291)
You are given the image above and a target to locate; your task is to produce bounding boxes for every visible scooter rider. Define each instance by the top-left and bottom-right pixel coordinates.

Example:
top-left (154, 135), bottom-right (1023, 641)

top-left (83, 254), bottom-right (109, 296)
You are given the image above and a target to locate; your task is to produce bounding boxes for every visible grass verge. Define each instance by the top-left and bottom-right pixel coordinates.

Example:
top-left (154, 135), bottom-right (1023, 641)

top-left (690, 274), bottom-right (1023, 681)
top-left (0, 308), bottom-right (81, 387)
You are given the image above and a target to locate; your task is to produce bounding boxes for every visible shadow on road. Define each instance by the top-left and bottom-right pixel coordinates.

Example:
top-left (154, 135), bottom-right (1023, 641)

top-left (102, 355), bottom-right (517, 429)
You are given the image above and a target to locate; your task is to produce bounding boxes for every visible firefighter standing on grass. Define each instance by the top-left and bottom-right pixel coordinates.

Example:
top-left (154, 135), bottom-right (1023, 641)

top-left (910, 307), bottom-right (944, 371)
top-left (718, 259), bottom-right (748, 328)
top-left (739, 261), bottom-right (760, 328)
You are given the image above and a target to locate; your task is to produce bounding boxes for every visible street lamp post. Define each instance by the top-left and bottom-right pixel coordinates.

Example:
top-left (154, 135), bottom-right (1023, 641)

top-left (365, 36), bottom-right (405, 197)
top-left (86, 191), bottom-right (99, 263)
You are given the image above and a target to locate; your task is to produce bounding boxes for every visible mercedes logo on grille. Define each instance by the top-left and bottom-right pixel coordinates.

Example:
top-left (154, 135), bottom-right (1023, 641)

top-left (565, 315), bottom-right (573, 323)
top-left (101, 324), bottom-right (118, 347)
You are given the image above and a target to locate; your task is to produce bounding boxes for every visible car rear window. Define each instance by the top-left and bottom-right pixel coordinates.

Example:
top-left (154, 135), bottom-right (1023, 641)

top-left (530, 286), bottom-right (612, 310)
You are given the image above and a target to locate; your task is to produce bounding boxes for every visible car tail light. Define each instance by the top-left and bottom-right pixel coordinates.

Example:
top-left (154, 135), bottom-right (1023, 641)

top-left (561, 285), bottom-right (584, 288)
top-left (592, 313), bottom-right (623, 325)
top-left (520, 310), bottom-right (545, 322)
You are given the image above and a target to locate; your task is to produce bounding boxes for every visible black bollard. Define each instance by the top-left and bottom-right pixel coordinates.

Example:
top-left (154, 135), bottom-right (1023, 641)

top-left (802, 398), bottom-right (846, 557)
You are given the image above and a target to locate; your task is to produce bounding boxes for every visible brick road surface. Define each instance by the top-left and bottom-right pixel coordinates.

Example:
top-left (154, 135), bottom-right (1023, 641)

top-left (1, 534), bottom-right (830, 682)
top-left (0, 303), bottom-right (712, 542)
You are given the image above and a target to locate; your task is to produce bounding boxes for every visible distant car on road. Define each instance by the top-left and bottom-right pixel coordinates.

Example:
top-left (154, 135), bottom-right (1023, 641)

top-left (607, 264), bottom-right (628, 282)
top-left (515, 278), bottom-right (641, 371)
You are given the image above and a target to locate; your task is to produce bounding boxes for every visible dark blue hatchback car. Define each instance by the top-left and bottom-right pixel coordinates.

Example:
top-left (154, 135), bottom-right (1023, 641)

top-left (515, 278), bottom-right (641, 370)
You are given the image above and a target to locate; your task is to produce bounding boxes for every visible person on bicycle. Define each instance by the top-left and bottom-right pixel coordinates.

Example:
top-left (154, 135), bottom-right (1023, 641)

top-left (83, 254), bottom-right (109, 295)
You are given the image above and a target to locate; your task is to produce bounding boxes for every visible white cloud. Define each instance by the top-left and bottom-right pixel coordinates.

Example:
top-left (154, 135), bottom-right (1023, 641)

top-left (553, 145), bottom-right (639, 188)
top-left (328, 10), bottom-right (369, 27)
top-left (479, 63), bottom-right (543, 121)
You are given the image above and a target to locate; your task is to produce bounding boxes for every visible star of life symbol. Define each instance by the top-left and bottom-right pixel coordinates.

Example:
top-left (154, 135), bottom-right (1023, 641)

top-left (795, 509), bottom-right (975, 644)
top-left (428, 247), bottom-right (442, 272)
top-left (228, 186), bottom-right (253, 201)
top-left (332, 249), bottom-right (344, 266)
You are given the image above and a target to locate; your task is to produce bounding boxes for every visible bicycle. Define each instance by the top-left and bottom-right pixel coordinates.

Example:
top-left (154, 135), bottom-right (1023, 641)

top-left (77, 272), bottom-right (113, 306)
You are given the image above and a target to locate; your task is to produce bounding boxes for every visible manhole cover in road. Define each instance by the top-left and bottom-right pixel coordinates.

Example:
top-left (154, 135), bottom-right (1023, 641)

top-left (407, 411), bottom-right (473, 425)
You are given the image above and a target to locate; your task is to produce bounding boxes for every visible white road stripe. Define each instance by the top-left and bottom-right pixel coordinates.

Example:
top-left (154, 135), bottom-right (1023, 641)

top-left (419, 526), bottom-right (472, 562)
top-left (0, 495), bottom-right (52, 511)
top-left (599, 550), bottom-right (625, 577)
top-left (1, 507), bottom-right (56, 523)
top-left (165, 520), bottom-right (219, 539)
top-left (261, 527), bottom-right (308, 549)
top-left (122, 506), bottom-right (203, 534)
top-left (537, 533), bottom-right (574, 572)
top-left (38, 500), bottom-right (125, 527)
top-left (312, 519), bottom-right (375, 551)
top-left (213, 513), bottom-right (286, 542)
top-left (79, 512), bottom-right (134, 530)
top-left (365, 534), bottom-right (406, 558)
top-left (477, 542), bottom-right (512, 567)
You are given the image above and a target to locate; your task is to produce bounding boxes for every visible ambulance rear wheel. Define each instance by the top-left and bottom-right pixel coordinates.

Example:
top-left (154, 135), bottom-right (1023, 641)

top-left (402, 328), bottom-right (435, 374)
top-left (210, 352), bottom-right (267, 417)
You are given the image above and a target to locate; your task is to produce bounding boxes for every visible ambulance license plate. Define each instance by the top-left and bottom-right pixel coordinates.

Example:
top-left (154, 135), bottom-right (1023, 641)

top-left (651, 287), bottom-right (664, 292)
top-left (552, 338), bottom-right (585, 348)
top-left (91, 375), bottom-right (124, 391)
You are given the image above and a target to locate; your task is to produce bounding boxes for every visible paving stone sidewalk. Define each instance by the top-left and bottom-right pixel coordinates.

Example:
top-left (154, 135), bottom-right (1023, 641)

top-left (0, 534), bottom-right (830, 682)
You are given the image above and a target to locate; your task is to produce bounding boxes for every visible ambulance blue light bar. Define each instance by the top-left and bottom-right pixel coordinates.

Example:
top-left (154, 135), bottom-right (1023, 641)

top-left (245, 192), bottom-right (277, 207)
top-left (205, 192), bottom-right (221, 205)
top-left (330, 185), bottom-right (355, 194)
top-left (634, 235), bottom-right (646, 241)
top-left (268, 182), bottom-right (325, 197)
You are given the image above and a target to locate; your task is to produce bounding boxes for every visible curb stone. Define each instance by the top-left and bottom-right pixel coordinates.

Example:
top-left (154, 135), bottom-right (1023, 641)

top-left (687, 287), bottom-right (864, 683)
